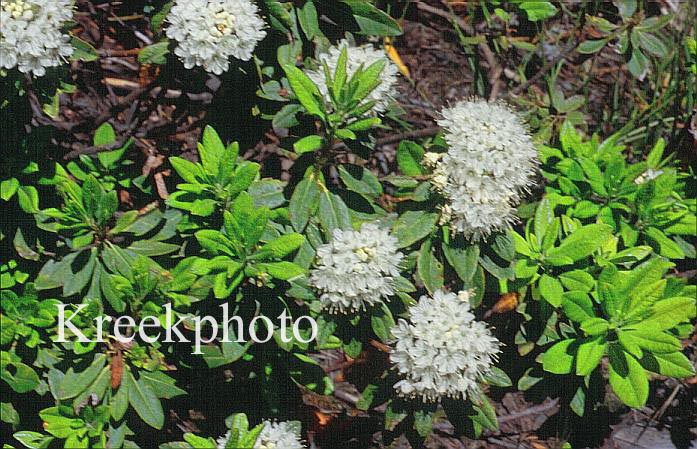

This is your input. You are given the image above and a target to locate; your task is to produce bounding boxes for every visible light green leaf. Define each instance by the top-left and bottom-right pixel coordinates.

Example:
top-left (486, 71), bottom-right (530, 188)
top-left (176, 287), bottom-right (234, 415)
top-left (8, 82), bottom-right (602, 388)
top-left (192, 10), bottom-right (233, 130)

top-left (282, 64), bottom-right (325, 117)
top-left (539, 274), bottom-right (563, 307)
top-left (576, 337), bottom-right (606, 376)
top-left (542, 339), bottom-right (576, 374)
top-left (546, 223), bottom-right (612, 262)
top-left (293, 135), bottom-right (324, 154)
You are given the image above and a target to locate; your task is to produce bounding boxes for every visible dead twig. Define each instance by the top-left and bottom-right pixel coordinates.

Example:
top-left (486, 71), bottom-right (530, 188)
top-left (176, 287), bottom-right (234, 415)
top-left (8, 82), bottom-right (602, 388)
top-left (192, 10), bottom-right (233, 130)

top-left (509, 39), bottom-right (579, 97)
top-left (375, 126), bottom-right (441, 146)
top-left (497, 398), bottom-right (560, 424)
top-left (415, 2), bottom-right (504, 98)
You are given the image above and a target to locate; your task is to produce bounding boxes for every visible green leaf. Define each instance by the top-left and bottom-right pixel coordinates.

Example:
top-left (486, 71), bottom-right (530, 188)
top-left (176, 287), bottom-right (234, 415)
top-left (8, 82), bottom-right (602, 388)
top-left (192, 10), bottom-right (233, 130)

top-left (183, 434), bottom-right (217, 448)
top-left (17, 186), bottom-right (39, 213)
top-left (576, 337), bottom-right (606, 376)
top-left (256, 261), bottom-right (305, 280)
top-left (581, 317), bottom-right (610, 336)
top-left (635, 31), bottom-right (668, 57)
top-left (482, 366), bottom-right (513, 387)
top-left (339, 0), bottom-right (402, 36)
top-left (138, 41), bottom-right (170, 64)
top-left (338, 165), bottom-right (382, 198)
top-left (198, 126), bottom-right (226, 176)
top-left (391, 210), bottom-right (437, 248)
top-left (518, 1), bottom-right (557, 21)
top-left (55, 355), bottom-right (107, 399)
top-left (608, 346), bottom-right (648, 408)
top-left (561, 291), bottom-right (595, 323)
top-left (70, 36), bottom-right (98, 62)
top-left (539, 274), bottom-right (563, 307)
top-left (646, 138), bottom-right (665, 168)
top-left (617, 329), bottom-right (681, 359)
top-left (417, 239), bottom-right (443, 294)
top-left (111, 381), bottom-right (129, 421)
top-left (0, 178), bottom-right (19, 201)
top-left (282, 64), bottom-right (325, 117)
top-left (170, 157), bottom-right (203, 184)
top-left (297, 0), bottom-right (320, 40)
top-left (645, 227), bottom-right (684, 259)
top-left (127, 370), bottom-right (164, 429)
top-left (289, 178), bottom-right (320, 232)
top-left (396, 141), bottom-right (425, 176)
top-left (546, 223), bottom-right (612, 262)
top-left (248, 179), bottom-right (285, 209)
top-left (1, 361), bottom-right (40, 393)
top-left (371, 306), bottom-right (395, 343)
top-left (252, 233), bottom-right (305, 259)
top-left (543, 339), bottom-right (576, 374)
top-left (318, 191), bottom-right (351, 233)
top-left (534, 197), bottom-right (553, 244)
top-left (293, 135), bottom-right (324, 154)
top-left (559, 270), bottom-right (594, 292)
top-left (443, 243), bottom-right (479, 284)
top-left (12, 431), bottom-right (53, 449)
top-left (140, 371), bottom-right (186, 399)
top-left (0, 402), bottom-right (19, 425)
top-left (627, 48), bottom-right (649, 78)
top-left (577, 39), bottom-right (608, 54)
top-left (650, 352), bottom-right (695, 378)
top-left (94, 122), bottom-right (116, 146)
top-left (638, 296), bottom-right (696, 331)
top-left (614, 0), bottom-right (637, 18)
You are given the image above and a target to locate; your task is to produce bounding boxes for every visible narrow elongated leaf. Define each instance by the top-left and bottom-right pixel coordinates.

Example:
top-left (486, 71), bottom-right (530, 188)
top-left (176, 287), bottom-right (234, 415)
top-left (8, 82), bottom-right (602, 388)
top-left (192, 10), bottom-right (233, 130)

top-left (282, 64), bottom-right (324, 117)
top-left (289, 178), bottom-right (320, 232)
top-left (127, 370), bottom-right (164, 429)
top-left (318, 191), bottom-right (351, 233)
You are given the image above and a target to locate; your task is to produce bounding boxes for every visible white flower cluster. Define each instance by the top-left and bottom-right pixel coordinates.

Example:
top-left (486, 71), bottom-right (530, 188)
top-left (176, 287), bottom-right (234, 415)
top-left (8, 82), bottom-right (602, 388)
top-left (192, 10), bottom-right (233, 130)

top-left (0, 0), bottom-right (74, 76)
top-left (432, 99), bottom-right (538, 240)
top-left (166, 0), bottom-right (266, 75)
top-left (310, 222), bottom-right (403, 313)
top-left (216, 420), bottom-right (304, 449)
top-left (305, 39), bottom-right (400, 114)
top-left (390, 289), bottom-right (500, 402)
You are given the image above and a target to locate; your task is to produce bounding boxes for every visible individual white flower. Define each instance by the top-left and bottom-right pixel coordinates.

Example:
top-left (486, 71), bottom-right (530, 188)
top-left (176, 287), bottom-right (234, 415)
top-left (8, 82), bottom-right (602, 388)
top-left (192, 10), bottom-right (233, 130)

top-left (390, 289), bottom-right (500, 402)
top-left (433, 99), bottom-right (538, 240)
top-left (310, 222), bottom-right (403, 313)
top-left (305, 39), bottom-right (400, 114)
top-left (216, 430), bottom-right (231, 449)
top-left (253, 421), bottom-right (304, 449)
top-left (165, 0), bottom-right (266, 75)
top-left (634, 168), bottom-right (663, 185)
top-left (422, 151), bottom-right (442, 168)
top-left (0, 0), bottom-right (74, 76)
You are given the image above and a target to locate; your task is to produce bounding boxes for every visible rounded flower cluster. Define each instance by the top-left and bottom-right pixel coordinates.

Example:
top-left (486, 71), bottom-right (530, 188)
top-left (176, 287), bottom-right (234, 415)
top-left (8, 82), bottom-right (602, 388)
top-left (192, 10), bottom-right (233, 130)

top-left (432, 99), bottom-right (538, 240)
top-left (0, 0), bottom-right (74, 76)
top-left (165, 0), bottom-right (266, 75)
top-left (305, 39), bottom-right (400, 114)
top-left (216, 420), bottom-right (304, 449)
top-left (310, 222), bottom-right (403, 313)
top-left (390, 289), bottom-right (501, 402)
